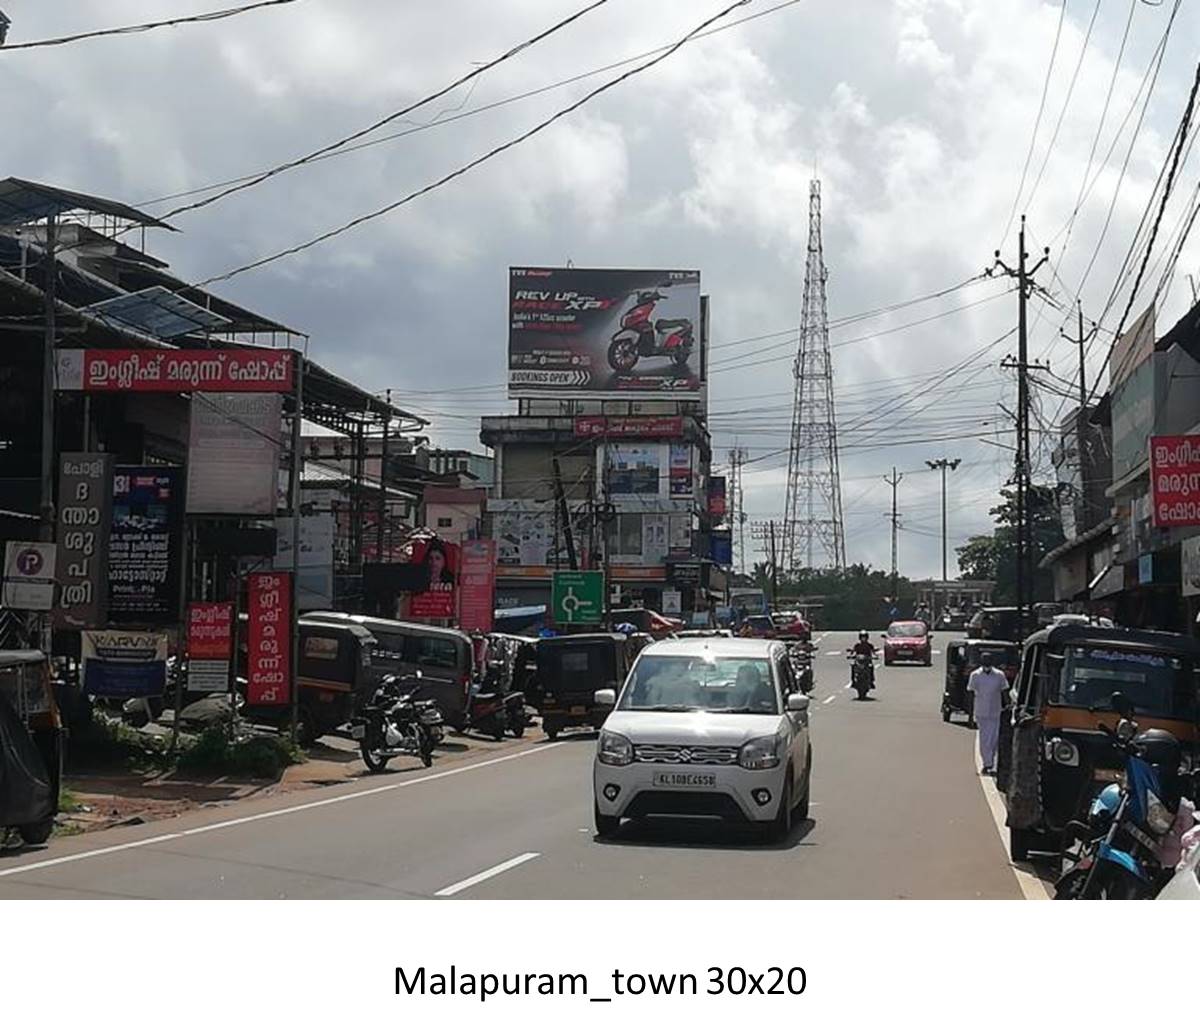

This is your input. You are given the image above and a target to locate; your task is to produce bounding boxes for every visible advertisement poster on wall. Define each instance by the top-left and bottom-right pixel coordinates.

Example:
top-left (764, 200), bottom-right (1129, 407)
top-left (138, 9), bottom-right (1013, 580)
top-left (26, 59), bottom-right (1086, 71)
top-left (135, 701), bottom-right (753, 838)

top-left (55, 452), bottom-right (113, 630)
top-left (409, 538), bottom-right (459, 618)
top-left (642, 515), bottom-right (669, 564)
top-left (108, 467), bottom-right (184, 625)
top-left (669, 443), bottom-right (692, 498)
top-left (609, 443), bottom-right (661, 497)
top-left (187, 392), bottom-right (282, 515)
top-left (82, 629), bottom-right (168, 698)
top-left (508, 267), bottom-right (701, 398)
top-left (1183, 536), bottom-right (1200, 597)
top-left (247, 572), bottom-right (291, 705)
top-left (458, 539), bottom-right (496, 634)
top-left (492, 506), bottom-right (590, 568)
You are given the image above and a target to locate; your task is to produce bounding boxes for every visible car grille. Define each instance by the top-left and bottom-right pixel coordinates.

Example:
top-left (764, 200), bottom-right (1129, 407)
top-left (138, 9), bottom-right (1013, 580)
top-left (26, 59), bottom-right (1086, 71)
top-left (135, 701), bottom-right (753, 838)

top-left (634, 744), bottom-right (739, 765)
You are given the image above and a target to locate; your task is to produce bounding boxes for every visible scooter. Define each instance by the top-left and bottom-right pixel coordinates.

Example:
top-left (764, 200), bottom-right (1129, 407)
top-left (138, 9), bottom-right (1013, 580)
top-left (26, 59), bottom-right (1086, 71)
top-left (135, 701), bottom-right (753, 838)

top-left (847, 652), bottom-right (876, 700)
top-left (1054, 692), bottom-right (1186, 899)
top-left (349, 672), bottom-right (443, 773)
top-left (787, 642), bottom-right (815, 694)
top-left (607, 288), bottom-right (694, 373)
top-left (465, 660), bottom-right (528, 741)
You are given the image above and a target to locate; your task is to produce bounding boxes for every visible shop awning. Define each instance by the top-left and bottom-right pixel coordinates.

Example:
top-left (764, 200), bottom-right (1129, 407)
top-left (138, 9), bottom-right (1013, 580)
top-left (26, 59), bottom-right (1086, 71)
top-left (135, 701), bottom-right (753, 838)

top-left (1039, 517), bottom-right (1115, 569)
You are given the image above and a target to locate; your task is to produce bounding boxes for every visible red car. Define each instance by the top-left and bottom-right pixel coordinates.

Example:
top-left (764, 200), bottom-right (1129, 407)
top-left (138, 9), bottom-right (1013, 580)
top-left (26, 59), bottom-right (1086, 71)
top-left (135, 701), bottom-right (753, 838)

top-left (770, 611), bottom-right (812, 642)
top-left (882, 620), bottom-right (932, 666)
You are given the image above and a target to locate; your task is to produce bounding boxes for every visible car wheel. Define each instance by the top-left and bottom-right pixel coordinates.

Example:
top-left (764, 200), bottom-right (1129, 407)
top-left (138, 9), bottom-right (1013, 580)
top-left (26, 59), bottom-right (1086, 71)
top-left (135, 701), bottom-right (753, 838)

top-left (1009, 827), bottom-right (1032, 863)
top-left (794, 754), bottom-right (811, 822)
top-left (941, 706), bottom-right (951, 723)
top-left (594, 802), bottom-right (620, 839)
top-left (768, 774), bottom-right (793, 842)
top-left (18, 817), bottom-right (54, 845)
top-left (883, 657), bottom-right (892, 667)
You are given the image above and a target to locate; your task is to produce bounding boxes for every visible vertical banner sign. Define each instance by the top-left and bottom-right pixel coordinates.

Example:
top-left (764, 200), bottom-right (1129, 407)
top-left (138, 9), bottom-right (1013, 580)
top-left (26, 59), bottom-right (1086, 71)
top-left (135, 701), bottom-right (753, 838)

top-left (109, 467), bottom-right (184, 625)
top-left (1149, 435), bottom-right (1200, 527)
top-left (55, 452), bottom-right (114, 630)
top-left (187, 602), bottom-right (234, 693)
top-left (458, 539), bottom-right (497, 634)
top-left (409, 539), bottom-right (459, 619)
top-left (707, 476), bottom-right (727, 517)
top-left (247, 572), bottom-right (291, 705)
top-left (669, 443), bottom-right (693, 498)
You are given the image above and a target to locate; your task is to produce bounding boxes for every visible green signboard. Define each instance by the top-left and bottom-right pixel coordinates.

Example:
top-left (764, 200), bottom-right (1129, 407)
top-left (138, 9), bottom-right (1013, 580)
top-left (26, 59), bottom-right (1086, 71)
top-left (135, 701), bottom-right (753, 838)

top-left (551, 570), bottom-right (605, 625)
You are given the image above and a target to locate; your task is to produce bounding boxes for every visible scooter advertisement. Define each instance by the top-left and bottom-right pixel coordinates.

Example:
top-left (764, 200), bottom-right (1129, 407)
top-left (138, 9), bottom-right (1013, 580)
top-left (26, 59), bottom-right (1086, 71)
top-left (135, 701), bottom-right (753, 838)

top-left (508, 266), bottom-right (702, 397)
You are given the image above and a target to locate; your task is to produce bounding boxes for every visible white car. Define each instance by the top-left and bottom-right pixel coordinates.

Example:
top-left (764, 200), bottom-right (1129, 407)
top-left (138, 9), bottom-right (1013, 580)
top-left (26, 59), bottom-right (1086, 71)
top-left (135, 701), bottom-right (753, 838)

top-left (592, 638), bottom-right (812, 841)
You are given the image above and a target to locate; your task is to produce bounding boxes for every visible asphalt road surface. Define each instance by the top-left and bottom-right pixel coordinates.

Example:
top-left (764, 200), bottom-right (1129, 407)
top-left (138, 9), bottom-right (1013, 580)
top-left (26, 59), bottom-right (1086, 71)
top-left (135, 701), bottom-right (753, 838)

top-left (0, 632), bottom-right (1038, 899)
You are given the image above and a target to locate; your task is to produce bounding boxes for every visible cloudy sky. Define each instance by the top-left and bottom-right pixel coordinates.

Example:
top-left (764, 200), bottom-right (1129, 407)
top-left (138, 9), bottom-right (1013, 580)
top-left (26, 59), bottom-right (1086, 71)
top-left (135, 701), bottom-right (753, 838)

top-left (5, 0), bottom-right (1199, 578)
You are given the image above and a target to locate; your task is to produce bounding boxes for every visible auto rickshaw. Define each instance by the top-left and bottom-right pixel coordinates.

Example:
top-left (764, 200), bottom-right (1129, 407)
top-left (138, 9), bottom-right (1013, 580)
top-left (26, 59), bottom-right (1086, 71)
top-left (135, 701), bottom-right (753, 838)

top-left (0, 650), bottom-right (64, 845)
top-left (942, 639), bottom-right (1021, 726)
top-left (535, 633), bottom-right (645, 740)
top-left (998, 624), bottom-right (1200, 861)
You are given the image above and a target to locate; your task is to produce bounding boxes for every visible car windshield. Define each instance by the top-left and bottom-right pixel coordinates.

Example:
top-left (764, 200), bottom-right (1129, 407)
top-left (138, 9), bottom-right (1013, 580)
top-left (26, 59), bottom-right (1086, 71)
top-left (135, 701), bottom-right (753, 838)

top-left (888, 622), bottom-right (927, 638)
top-left (618, 655), bottom-right (779, 714)
top-left (1048, 646), bottom-right (1198, 720)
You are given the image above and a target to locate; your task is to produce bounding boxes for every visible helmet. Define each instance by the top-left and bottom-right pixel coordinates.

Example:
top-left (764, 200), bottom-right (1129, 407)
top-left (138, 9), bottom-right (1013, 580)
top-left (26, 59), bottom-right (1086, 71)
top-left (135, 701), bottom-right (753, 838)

top-left (615, 622), bottom-right (637, 636)
top-left (1134, 728), bottom-right (1182, 779)
top-left (859, 629), bottom-right (869, 639)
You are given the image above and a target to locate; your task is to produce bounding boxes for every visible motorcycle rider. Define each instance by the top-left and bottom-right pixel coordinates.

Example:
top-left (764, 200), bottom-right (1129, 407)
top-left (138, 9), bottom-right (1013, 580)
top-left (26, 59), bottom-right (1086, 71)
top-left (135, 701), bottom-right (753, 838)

top-left (848, 630), bottom-right (878, 689)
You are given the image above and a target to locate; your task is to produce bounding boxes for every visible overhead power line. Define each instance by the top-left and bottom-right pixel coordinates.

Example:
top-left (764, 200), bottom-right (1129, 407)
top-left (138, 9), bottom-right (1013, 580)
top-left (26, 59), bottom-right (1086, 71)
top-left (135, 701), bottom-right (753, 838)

top-left (157, 0), bottom-right (612, 220)
top-left (194, 0), bottom-right (754, 287)
top-left (0, 0), bottom-right (301, 51)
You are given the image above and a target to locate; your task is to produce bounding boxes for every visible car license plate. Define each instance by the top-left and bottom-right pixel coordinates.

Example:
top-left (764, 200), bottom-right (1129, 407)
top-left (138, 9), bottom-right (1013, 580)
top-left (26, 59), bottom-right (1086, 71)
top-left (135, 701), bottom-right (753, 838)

top-left (569, 705), bottom-right (587, 715)
top-left (652, 772), bottom-right (716, 788)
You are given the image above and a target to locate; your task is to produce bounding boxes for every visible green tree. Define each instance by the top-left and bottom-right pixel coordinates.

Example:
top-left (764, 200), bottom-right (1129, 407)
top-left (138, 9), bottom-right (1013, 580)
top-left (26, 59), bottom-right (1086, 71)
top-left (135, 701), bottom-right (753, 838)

top-left (956, 485), bottom-right (1063, 604)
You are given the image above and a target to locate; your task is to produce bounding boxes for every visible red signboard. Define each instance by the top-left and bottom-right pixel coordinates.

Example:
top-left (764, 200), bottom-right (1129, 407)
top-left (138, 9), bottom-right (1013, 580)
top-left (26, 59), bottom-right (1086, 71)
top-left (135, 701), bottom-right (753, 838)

top-left (458, 539), bottom-right (496, 634)
top-left (574, 415), bottom-right (683, 438)
top-left (707, 475), bottom-right (727, 517)
top-left (247, 572), bottom-right (291, 705)
top-left (409, 539), bottom-right (459, 619)
top-left (1150, 435), bottom-right (1200, 527)
top-left (187, 602), bottom-right (233, 660)
top-left (56, 348), bottom-right (295, 393)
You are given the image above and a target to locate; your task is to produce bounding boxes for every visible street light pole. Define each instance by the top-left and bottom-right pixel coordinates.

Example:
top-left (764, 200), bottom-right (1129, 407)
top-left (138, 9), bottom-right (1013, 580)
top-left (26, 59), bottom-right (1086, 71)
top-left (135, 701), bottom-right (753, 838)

top-left (926, 457), bottom-right (961, 613)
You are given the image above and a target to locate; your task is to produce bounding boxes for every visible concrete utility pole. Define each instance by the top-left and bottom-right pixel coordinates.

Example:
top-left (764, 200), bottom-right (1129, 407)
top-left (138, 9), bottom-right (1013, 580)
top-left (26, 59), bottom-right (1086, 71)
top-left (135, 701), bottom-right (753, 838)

top-left (925, 458), bottom-right (960, 612)
top-left (39, 214), bottom-right (57, 542)
top-left (883, 467), bottom-right (903, 600)
top-left (376, 389), bottom-right (390, 562)
top-left (729, 446), bottom-right (747, 575)
top-left (989, 216), bottom-right (1049, 626)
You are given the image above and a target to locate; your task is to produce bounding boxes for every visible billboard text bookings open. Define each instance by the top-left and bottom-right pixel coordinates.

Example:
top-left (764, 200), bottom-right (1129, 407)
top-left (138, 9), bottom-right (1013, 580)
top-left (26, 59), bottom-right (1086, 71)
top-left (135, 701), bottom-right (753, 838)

top-left (508, 268), bottom-right (702, 397)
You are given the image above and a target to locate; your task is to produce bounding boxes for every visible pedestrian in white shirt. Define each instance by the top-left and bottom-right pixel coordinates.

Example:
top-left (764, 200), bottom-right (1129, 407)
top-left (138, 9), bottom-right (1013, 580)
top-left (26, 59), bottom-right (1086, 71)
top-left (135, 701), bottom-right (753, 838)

top-left (967, 652), bottom-right (1009, 775)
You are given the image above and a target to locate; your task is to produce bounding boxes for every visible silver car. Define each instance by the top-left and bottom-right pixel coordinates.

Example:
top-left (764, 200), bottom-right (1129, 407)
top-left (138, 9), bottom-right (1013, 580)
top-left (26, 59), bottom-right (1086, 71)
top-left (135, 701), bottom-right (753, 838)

top-left (592, 638), bottom-right (812, 841)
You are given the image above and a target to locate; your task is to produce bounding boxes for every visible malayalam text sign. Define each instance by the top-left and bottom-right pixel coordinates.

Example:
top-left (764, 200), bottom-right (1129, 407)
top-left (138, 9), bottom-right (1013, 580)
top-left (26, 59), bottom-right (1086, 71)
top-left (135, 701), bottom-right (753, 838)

top-left (187, 602), bottom-right (234, 693)
top-left (109, 467), bottom-right (184, 626)
top-left (56, 348), bottom-right (294, 393)
top-left (55, 452), bottom-right (113, 629)
top-left (247, 572), bottom-right (291, 706)
top-left (1150, 435), bottom-right (1200, 528)
top-left (574, 415), bottom-right (684, 438)
top-left (458, 539), bottom-right (496, 634)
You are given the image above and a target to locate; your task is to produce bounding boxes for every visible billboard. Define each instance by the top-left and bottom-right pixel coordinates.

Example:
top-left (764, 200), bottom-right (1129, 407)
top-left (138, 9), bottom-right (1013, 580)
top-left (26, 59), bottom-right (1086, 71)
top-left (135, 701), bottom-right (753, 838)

top-left (55, 452), bottom-right (113, 630)
top-left (508, 267), bottom-right (701, 397)
top-left (574, 415), bottom-right (683, 438)
top-left (108, 467), bottom-right (184, 625)
top-left (409, 539), bottom-right (459, 619)
top-left (1150, 435), bottom-right (1200, 528)
top-left (187, 392), bottom-right (282, 515)
top-left (56, 348), bottom-right (294, 393)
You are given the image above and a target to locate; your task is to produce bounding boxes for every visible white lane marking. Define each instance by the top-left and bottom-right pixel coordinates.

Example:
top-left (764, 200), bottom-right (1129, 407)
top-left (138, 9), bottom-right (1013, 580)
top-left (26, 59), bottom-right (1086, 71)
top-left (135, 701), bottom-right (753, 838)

top-left (435, 852), bottom-right (540, 897)
top-left (824, 651), bottom-right (842, 657)
top-left (976, 767), bottom-right (1052, 901)
top-left (813, 632), bottom-right (829, 645)
top-left (0, 742), bottom-right (564, 880)
top-left (822, 694), bottom-right (837, 704)
top-left (932, 649), bottom-right (943, 655)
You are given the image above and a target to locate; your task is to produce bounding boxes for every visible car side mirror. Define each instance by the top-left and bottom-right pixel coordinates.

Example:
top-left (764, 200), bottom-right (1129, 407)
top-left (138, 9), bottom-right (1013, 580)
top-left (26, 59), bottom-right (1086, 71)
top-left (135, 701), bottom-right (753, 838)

top-left (787, 693), bottom-right (809, 713)
top-left (594, 688), bottom-right (616, 708)
top-left (927, 633), bottom-right (934, 640)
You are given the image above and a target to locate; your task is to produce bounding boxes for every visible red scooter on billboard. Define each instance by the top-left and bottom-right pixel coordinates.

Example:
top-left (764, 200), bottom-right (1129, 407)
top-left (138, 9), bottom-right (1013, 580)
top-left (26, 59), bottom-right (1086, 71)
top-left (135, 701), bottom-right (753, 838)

top-left (607, 286), bottom-right (694, 373)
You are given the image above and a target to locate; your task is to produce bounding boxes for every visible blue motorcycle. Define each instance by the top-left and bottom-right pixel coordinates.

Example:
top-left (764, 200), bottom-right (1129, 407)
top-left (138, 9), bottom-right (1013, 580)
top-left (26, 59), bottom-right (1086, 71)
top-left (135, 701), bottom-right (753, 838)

top-left (1055, 692), bottom-right (1185, 900)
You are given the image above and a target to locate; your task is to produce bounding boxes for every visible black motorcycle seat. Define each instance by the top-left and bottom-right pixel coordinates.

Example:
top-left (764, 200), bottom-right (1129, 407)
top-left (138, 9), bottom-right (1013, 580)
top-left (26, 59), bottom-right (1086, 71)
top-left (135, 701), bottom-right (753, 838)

top-left (655, 318), bottom-right (691, 332)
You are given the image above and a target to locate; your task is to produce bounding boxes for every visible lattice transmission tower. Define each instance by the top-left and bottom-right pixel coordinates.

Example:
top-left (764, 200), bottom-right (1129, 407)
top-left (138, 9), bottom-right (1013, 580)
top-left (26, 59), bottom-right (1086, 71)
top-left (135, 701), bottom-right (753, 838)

top-left (782, 179), bottom-right (846, 572)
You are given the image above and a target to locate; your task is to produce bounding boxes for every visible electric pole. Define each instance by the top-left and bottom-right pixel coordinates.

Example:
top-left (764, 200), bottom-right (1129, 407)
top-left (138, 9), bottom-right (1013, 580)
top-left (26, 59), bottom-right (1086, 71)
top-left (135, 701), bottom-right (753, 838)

top-left (988, 216), bottom-right (1049, 628)
top-left (884, 467), bottom-right (902, 601)
top-left (729, 447), bottom-right (748, 575)
top-left (39, 214), bottom-right (57, 542)
top-left (925, 458), bottom-right (960, 617)
top-left (750, 519), bottom-right (782, 608)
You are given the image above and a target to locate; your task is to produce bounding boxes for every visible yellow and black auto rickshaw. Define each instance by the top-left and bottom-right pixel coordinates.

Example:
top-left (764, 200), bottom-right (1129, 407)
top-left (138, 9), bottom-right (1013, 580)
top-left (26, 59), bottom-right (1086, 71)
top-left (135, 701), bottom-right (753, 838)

top-left (999, 624), bottom-right (1200, 861)
top-left (535, 633), bottom-right (646, 740)
top-left (0, 650), bottom-right (64, 845)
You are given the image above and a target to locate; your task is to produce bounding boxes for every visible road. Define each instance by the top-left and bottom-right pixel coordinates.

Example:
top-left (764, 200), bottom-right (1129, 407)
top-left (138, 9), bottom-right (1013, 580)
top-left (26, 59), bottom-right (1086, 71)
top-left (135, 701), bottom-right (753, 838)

top-left (0, 632), bottom-right (1042, 899)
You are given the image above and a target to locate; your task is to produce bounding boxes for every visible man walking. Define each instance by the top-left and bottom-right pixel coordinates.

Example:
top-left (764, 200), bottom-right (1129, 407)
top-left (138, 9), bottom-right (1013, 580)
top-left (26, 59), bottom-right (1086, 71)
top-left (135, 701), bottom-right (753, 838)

top-left (967, 652), bottom-right (1009, 775)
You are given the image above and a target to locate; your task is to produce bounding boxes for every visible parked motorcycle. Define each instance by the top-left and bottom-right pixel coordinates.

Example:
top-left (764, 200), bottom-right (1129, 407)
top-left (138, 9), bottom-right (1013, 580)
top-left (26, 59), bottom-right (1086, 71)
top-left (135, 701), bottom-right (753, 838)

top-left (1055, 692), bottom-right (1188, 900)
top-left (466, 659), bottom-right (528, 741)
top-left (847, 653), bottom-right (876, 700)
top-left (349, 672), bottom-right (443, 773)
top-left (607, 287), bottom-right (694, 373)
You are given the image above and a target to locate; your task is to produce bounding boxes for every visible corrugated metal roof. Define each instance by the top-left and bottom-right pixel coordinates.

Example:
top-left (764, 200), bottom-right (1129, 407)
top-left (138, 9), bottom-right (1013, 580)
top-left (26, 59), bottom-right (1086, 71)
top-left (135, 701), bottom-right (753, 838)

top-left (83, 285), bottom-right (231, 339)
top-left (0, 177), bottom-right (175, 229)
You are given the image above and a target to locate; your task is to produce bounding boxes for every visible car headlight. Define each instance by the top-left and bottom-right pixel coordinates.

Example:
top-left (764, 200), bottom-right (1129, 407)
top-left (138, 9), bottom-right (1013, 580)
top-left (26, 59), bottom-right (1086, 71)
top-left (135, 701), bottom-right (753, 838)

top-left (739, 734), bottom-right (783, 770)
top-left (597, 730), bottom-right (633, 767)
top-left (1047, 737), bottom-right (1079, 767)
top-left (1145, 790), bottom-right (1174, 835)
